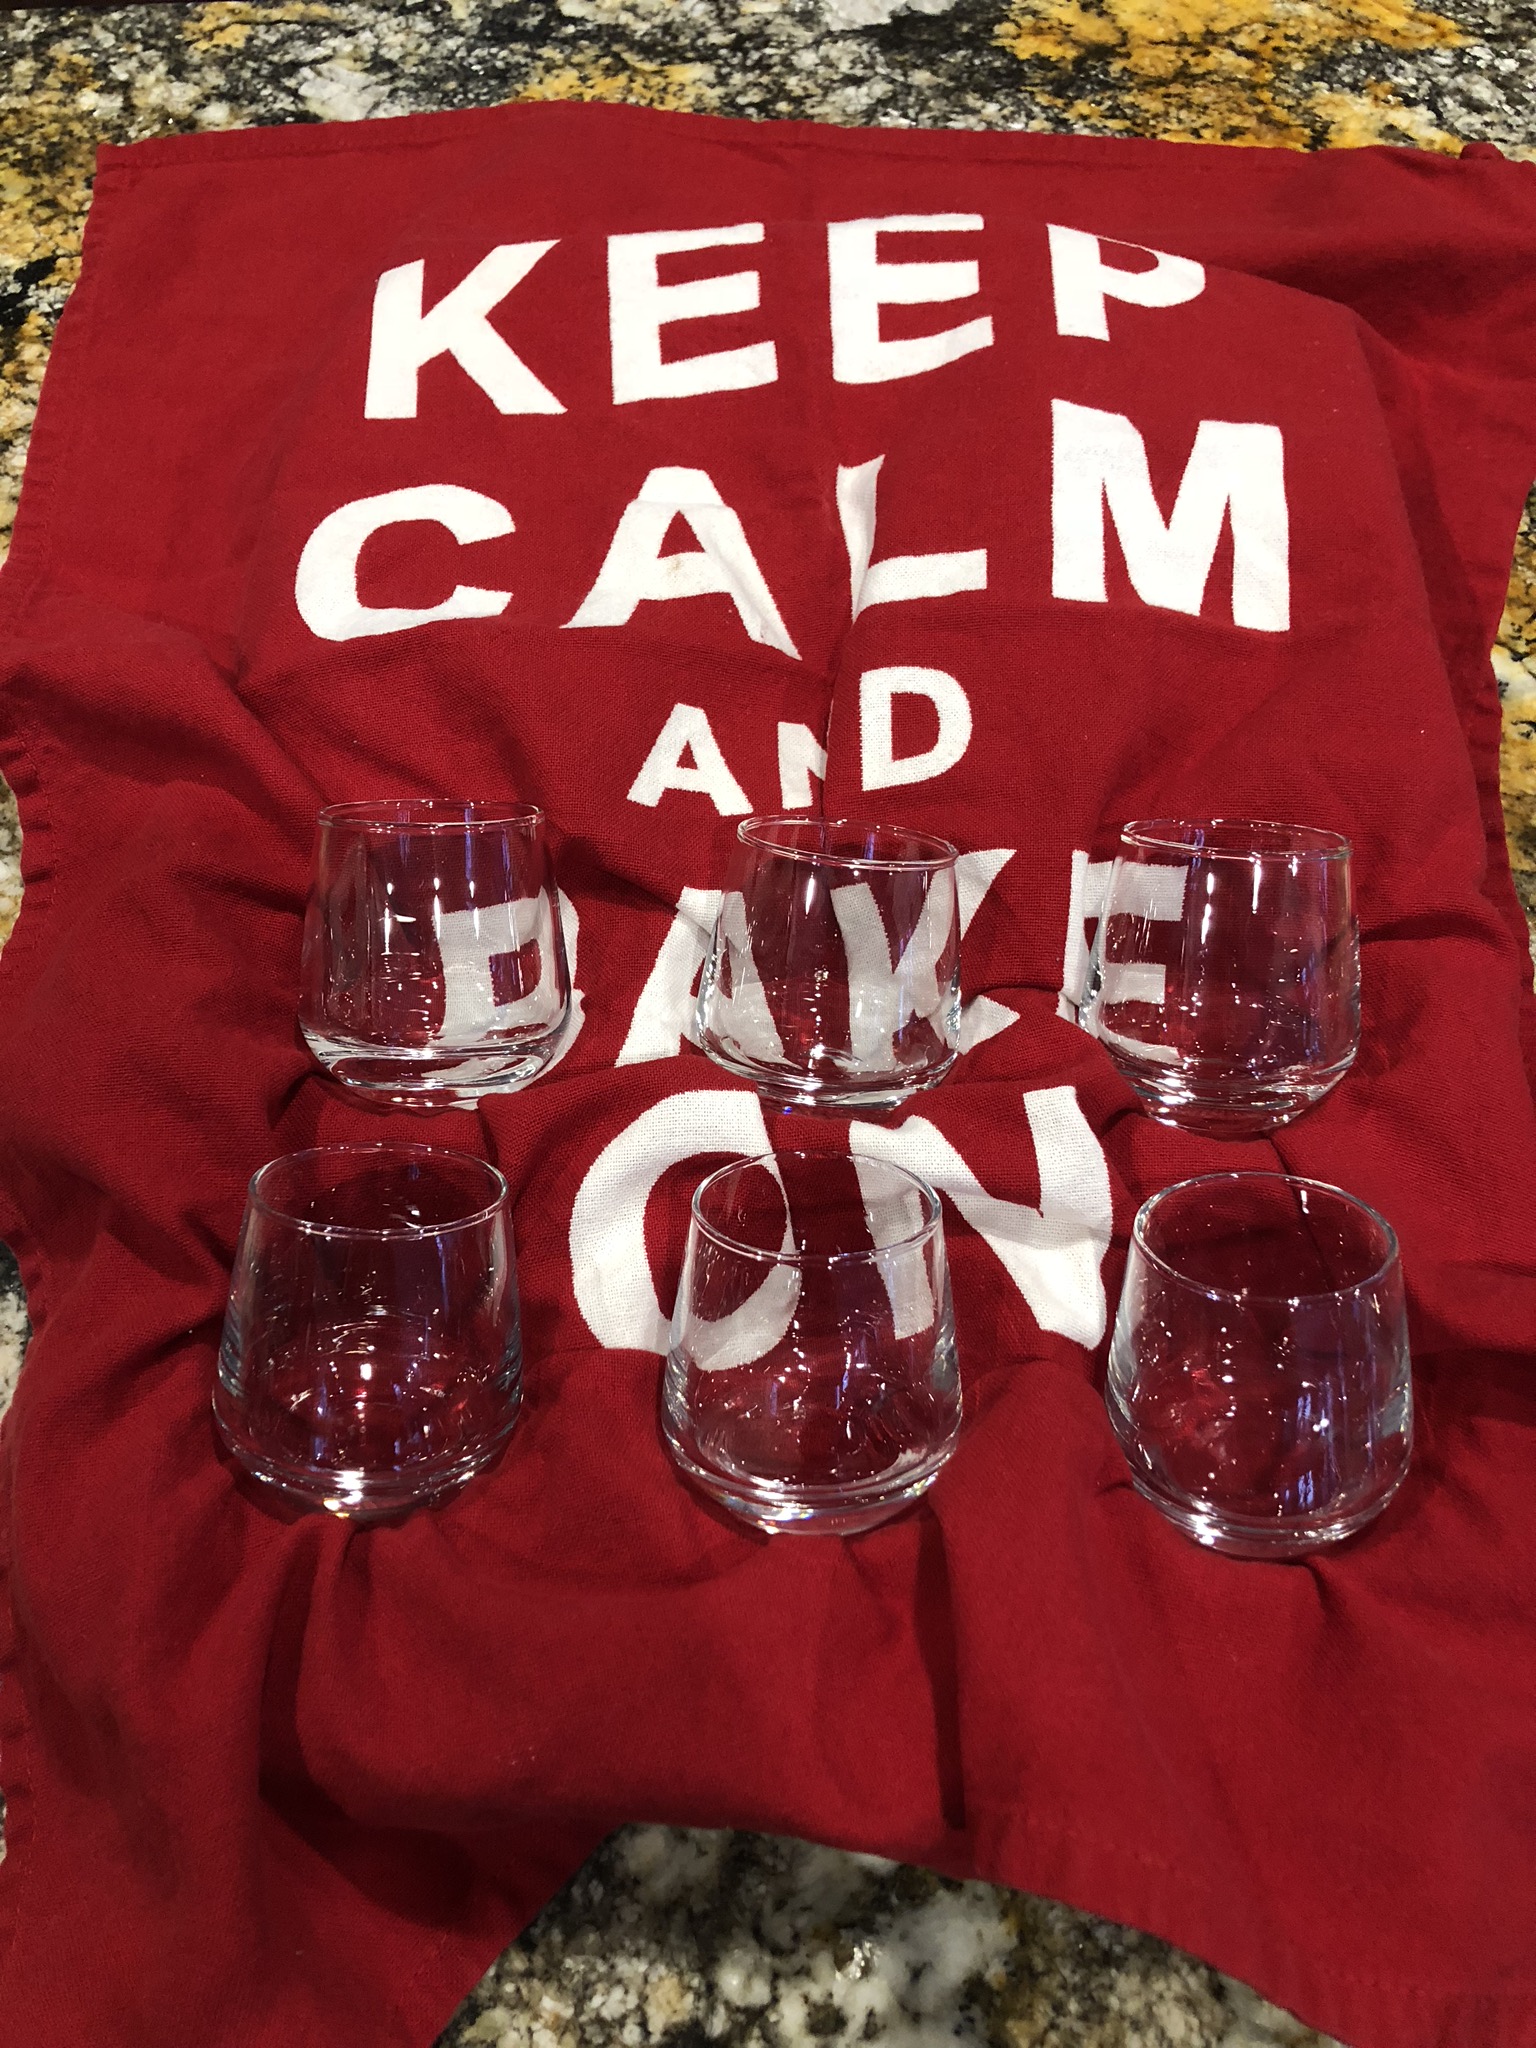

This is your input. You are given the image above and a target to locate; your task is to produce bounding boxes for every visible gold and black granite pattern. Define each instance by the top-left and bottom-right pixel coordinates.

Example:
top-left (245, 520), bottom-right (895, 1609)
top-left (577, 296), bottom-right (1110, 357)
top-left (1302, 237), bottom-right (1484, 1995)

top-left (1499, 494), bottom-right (1536, 928)
top-left (0, 6), bottom-right (1534, 2046)
top-left (435, 1825), bottom-right (1344, 2048)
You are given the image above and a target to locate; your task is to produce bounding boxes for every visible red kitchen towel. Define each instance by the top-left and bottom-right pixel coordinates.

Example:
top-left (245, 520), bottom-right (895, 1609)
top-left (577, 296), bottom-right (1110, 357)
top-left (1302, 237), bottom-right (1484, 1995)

top-left (0, 100), bottom-right (1534, 2048)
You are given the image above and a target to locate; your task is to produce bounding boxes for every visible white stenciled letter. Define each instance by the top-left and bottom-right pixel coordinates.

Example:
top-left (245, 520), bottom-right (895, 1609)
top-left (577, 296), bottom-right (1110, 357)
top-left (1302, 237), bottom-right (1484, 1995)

top-left (434, 891), bottom-right (585, 1082)
top-left (696, 891), bottom-right (789, 1071)
top-left (833, 877), bottom-right (958, 1071)
top-left (861, 667), bottom-right (973, 791)
top-left (566, 467), bottom-right (799, 657)
top-left (829, 215), bottom-right (993, 385)
top-left (627, 704), bottom-right (753, 815)
top-left (364, 244), bottom-right (565, 418)
top-left (777, 723), bottom-right (828, 810)
top-left (615, 888), bottom-right (722, 1065)
top-left (1051, 400), bottom-right (1289, 633)
top-left (851, 1087), bottom-right (1114, 1347)
top-left (437, 895), bottom-right (564, 1042)
top-left (294, 485), bottom-right (512, 643)
top-left (1047, 225), bottom-right (1205, 343)
top-left (837, 457), bottom-right (987, 616)
top-left (1074, 857), bottom-right (1187, 1044)
top-left (955, 848), bottom-right (1019, 1053)
top-left (609, 224), bottom-right (778, 404)
top-left (1057, 849), bottom-right (1114, 1021)
top-left (570, 1090), bottom-right (775, 1354)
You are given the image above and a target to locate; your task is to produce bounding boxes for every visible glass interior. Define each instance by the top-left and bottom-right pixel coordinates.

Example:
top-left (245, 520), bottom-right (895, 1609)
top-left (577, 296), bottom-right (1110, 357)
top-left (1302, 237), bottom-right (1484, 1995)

top-left (319, 800), bottom-right (544, 834)
top-left (693, 1151), bottom-right (940, 1264)
top-left (1136, 1173), bottom-right (1396, 1300)
top-left (738, 815), bottom-right (957, 871)
top-left (249, 1145), bottom-right (507, 1236)
top-left (1122, 819), bottom-right (1350, 862)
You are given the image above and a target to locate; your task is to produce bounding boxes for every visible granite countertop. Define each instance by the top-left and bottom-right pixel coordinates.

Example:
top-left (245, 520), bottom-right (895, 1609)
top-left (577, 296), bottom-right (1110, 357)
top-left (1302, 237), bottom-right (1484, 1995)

top-left (1, 5), bottom-right (1534, 2046)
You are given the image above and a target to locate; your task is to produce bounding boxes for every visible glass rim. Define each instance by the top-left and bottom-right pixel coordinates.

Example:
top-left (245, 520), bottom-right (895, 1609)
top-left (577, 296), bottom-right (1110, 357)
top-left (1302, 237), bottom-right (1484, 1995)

top-left (690, 1149), bottom-right (942, 1267)
top-left (737, 814), bottom-right (958, 872)
top-left (1131, 1171), bottom-right (1399, 1304)
top-left (247, 1143), bottom-right (509, 1239)
top-left (318, 799), bottom-right (546, 835)
top-left (1120, 818), bottom-right (1352, 862)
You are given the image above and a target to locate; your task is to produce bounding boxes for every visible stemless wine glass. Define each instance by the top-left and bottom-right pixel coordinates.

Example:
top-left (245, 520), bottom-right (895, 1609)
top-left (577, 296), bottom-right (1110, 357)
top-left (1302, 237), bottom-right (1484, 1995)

top-left (662, 1150), bottom-right (961, 1534)
top-left (695, 816), bottom-right (961, 1112)
top-left (1105, 1172), bottom-right (1412, 1557)
top-left (299, 800), bottom-right (570, 1109)
top-left (214, 1144), bottom-right (522, 1517)
top-left (1080, 820), bottom-right (1359, 1136)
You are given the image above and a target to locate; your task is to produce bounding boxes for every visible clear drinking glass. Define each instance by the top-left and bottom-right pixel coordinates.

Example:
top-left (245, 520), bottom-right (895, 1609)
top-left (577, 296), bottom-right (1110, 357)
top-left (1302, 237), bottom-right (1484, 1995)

top-left (1105, 1172), bottom-right (1412, 1558)
top-left (1080, 820), bottom-right (1359, 1136)
top-left (299, 800), bottom-right (570, 1109)
top-left (662, 1150), bottom-right (961, 1535)
top-left (214, 1144), bottom-right (522, 1516)
top-left (695, 816), bottom-right (961, 1113)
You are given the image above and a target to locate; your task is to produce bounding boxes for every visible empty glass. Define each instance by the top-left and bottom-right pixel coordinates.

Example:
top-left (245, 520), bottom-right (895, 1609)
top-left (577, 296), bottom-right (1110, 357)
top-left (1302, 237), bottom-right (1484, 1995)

top-left (1106, 1172), bottom-right (1412, 1557)
top-left (695, 816), bottom-right (961, 1112)
top-left (214, 1144), bottom-right (522, 1516)
top-left (1080, 820), bottom-right (1359, 1136)
top-left (299, 800), bottom-right (570, 1109)
top-left (662, 1150), bottom-right (961, 1534)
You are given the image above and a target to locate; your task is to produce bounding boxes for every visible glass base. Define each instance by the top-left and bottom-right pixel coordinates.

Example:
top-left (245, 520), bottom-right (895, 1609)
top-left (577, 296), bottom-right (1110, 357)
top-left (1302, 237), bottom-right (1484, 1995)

top-left (1120, 1459), bottom-right (1409, 1559)
top-left (698, 1045), bottom-right (957, 1117)
top-left (1119, 1057), bottom-right (1354, 1138)
top-left (213, 1389), bottom-right (519, 1519)
top-left (302, 1028), bottom-right (559, 1109)
top-left (661, 1413), bottom-right (957, 1535)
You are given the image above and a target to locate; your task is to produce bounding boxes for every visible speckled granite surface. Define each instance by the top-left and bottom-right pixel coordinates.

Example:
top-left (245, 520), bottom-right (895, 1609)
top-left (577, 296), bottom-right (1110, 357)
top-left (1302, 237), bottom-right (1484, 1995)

top-left (436, 1827), bottom-right (1341, 2048)
top-left (0, 4), bottom-right (1534, 2045)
